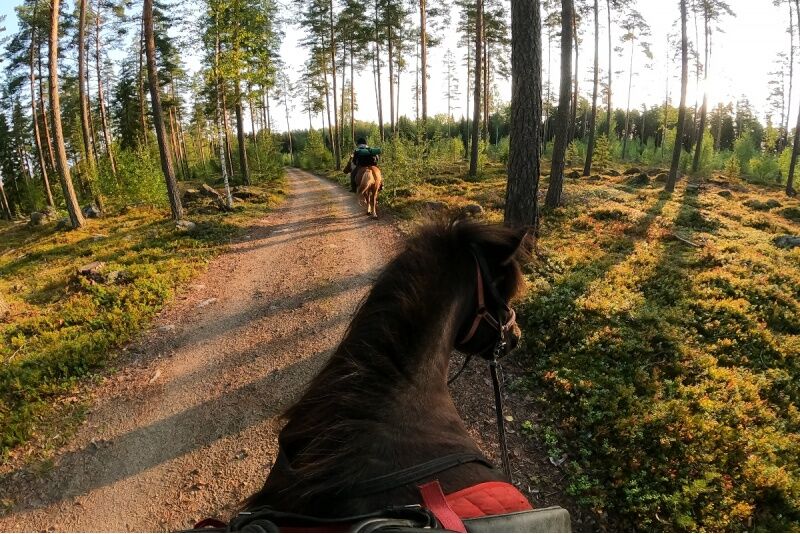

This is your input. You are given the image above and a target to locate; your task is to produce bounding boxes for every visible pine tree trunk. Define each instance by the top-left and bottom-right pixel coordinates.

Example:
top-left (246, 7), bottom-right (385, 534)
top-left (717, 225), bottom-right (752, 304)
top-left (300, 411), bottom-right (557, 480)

top-left (29, 2), bottom-right (55, 207)
top-left (221, 87), bottom-right (235, 178)
top-left (465, 41), bottom-right (471, 158)
top-left (663, 38), bottom-right (670, 159)
top-left (329, 0), bottom-right (341, 169)
top-left (583, 0), bottom-right (600, 175)
top-left (138, 13), bottom-right (149, 146)
top-left (622, 38), bottom-right (634, 160)
top-left (249, 92), bottom-right (261, 168)
top-left (340, 45), bottom-right (347, 149)
top-left (606, 0), bottom-right (613, 137)
top-left (373, 1), bottom-right (385, 142)
top-left (49, 0), bottom-right (85, 228)
top-left (350, 47), bottom-right (355, 145)
top-left (788, 0), bottom-right (800, 196)
top-left (265, 89), bottom-right (271, 134)
top-left (420, 0), bottom-right (428, 128)
top-left (544, 25), bottom-right (552, 152)
top-left (666, 0), bottom-right (689, 193)
top-left (78, 0), bottom-right (97, 174)
top-left (214, 20), bottom-right (232, 208)
top-left (144, 0), bottom-right (183, 221)
top-left (468, 0), bottom-right (483, 177)
top-left (504, 0), bottom-right (542, 228)
top-left (95, 4), bottom-right (117, 177)
top-left (692, 6), bottom-right (710, 173)
top-left (568, 15), bottom-right (579, 143)
top-left (786, 1), bottom-right (795, 148)
top-left (321, 35), bottom-right (335, 154)
top-left (168, 107), bottom-right (182, 178)
top-left (0, 178), bottom-right (12, 220)
top-left (545, 0), bottom-right (573, 208)
top-left (234, 82), bottom-right (251, 185)
top-left (38, 51), bottom-right (57, 175)
top-left (388, 28), bottom-right (396, 134)
top-left (483, 36), bottom-right (489, 142)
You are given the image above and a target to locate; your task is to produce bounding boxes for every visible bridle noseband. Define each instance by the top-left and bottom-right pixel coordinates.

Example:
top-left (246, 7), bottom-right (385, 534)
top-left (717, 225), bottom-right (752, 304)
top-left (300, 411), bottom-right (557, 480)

top-left (456, 250), bottom-right (518, 359)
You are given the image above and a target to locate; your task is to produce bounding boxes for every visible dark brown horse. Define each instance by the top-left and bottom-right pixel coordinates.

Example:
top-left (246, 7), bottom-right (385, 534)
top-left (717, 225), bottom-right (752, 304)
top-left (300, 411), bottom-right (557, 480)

top-left (242, 219), bottom-right (532, 527)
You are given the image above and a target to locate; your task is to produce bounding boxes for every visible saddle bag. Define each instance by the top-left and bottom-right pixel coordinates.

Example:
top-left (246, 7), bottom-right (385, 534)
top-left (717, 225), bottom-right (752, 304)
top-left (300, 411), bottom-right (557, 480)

top-left (189, 505), bottom-right (571, 533)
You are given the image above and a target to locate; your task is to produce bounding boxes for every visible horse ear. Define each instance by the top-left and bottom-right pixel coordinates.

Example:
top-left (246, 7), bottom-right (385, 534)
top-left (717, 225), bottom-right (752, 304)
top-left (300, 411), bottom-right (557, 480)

top-left (500, 227), bottom-right (531, 265)
top-left (471, 225), bottom-right (530, 266)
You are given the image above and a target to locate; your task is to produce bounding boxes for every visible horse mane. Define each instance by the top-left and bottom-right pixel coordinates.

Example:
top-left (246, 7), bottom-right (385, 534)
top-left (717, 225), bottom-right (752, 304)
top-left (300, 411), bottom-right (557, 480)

top-left (253, 218), bottom-right (530, 506)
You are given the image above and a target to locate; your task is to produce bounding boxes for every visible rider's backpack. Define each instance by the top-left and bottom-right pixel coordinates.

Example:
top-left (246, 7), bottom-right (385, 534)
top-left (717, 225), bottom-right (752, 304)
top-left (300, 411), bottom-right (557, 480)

top-left (355, 147), bottom-right (381, 167)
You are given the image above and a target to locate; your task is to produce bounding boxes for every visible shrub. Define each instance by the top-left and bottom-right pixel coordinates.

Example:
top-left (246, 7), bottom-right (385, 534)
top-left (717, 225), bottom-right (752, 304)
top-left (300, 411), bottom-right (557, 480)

top-left (99, 146), bottom-right (168, 209)
top-left (592, 135), bottom-right (613, 170)
top-left (748, 154), bottom-right (781, 184)
top-left (734, 136), bottom-right (757, 175)
top-left (298, 129), bottom-right (333, 172)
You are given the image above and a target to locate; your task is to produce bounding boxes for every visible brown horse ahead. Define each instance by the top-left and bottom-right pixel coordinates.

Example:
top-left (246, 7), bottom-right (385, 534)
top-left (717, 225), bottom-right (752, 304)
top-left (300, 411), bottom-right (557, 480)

top-left (344, 157), bottom-right (382, 218)
top-left (237, 219), bottom-right (535, 529)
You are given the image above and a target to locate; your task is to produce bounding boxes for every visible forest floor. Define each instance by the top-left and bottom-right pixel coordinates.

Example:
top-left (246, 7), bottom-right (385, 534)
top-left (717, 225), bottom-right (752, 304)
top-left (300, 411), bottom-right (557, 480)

top-left (0, 169), bottom-right (579, 531)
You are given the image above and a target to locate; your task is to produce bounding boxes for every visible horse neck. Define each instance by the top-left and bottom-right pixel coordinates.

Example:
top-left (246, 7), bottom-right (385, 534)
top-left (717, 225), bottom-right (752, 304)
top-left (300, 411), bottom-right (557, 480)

top-left (282, 267), bottom-right (476, 458)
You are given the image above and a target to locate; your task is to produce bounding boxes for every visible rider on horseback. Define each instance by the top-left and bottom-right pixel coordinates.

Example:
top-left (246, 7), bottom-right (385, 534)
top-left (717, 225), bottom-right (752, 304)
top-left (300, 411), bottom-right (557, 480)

top-left (350, 137), bottom-right (380, 193)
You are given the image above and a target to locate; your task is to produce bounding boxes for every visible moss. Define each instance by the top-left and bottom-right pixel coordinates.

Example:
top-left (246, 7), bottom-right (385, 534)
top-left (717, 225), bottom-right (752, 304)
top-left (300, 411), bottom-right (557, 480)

top-left (0, 179), bottom-right (285, 459)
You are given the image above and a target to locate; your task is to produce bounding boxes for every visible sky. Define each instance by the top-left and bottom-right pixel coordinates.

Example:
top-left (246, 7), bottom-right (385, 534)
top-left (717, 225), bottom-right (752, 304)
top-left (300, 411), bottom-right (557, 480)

top-left (0, 0), bottom-right (793, 133)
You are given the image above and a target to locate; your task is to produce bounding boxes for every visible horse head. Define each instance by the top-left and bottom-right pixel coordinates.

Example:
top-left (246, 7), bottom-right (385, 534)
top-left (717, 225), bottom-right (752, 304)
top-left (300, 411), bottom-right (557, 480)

top-left (245, 218), bottom-right (534, 523)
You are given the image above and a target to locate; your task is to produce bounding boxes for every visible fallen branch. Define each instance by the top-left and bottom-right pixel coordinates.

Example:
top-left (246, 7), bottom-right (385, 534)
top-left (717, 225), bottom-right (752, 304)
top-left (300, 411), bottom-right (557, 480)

top-left (670, 233), bottom-right (702, 248)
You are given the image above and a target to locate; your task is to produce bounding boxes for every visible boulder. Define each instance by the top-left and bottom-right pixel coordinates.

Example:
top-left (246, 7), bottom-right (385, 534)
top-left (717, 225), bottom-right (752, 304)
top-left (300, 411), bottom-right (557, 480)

top-left (654, 173), bottom-right (668, 183)
top-left (627, 173), bottom-right (650, 186)
top-left (78, 261), bottom-right (106, 283)
top-left (55, 218), bottom-right (71, 231)
top-left (29, 212), bottom-right (47, 226)
top-left (231, 186), bottom-right (259, 200)
top-left (607, 169), bottom-right (622, 177)
top-left (624, 167), bottom-right (641, 175)
top-left (566, 170), bottom-right (582, 179)
top-left (461, 204), bottom-right (485, 217)
top-left (773, 235), bottom-right (800, 249)
top-left (744, 198), bottom-right (782, 211)
top-left (588, 174), bottom-right (602, 181)
top-left (105, 269), bottom-right (133, 284)
top-left (82, 204), bottom-right (102, 218)
top-left (423, 201), bottom-right (447, 212)
top-left (200, 183), bottom-right (223, 199)
top-left (646, 168), bottom-right (667, 176)
top-left (717, 190), bottom-right (733, 198)
top-left (182, 188), bottom-right (202, 202)
top-left (215, 198), bottom-right (233, 212)
top-left (176, 220), bottom-right (197, 233)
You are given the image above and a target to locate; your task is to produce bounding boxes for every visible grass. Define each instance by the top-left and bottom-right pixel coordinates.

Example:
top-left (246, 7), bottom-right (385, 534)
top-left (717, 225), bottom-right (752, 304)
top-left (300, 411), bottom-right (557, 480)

top-left (324, 158), bottom-right (800, 531)
top-left (0, 178), bottom-right (285, 463)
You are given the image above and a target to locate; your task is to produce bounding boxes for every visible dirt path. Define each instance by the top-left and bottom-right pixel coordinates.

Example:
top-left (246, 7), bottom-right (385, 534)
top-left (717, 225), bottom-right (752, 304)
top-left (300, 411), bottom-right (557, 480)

top-left (0, 169), bottom-right (402, 532)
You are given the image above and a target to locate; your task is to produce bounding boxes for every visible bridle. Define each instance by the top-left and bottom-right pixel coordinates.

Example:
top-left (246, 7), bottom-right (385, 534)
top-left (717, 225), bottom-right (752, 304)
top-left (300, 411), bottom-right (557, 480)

top-left (456, 252), bottom-right (518, 357)
top-left (452, 247), bottom-right (520, 482)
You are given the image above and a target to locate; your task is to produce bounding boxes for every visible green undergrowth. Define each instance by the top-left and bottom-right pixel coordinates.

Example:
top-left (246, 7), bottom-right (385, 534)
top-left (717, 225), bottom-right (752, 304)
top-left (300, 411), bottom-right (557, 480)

top-left (0, 179), bottom-right (285, 462)
top-left (518, 176), bottom-right (800, 531)
top-left (325, 157), bottom-right (800, 531)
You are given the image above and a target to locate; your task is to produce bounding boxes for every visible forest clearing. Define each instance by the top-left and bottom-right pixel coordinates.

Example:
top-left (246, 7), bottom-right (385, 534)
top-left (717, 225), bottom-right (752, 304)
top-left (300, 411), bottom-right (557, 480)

top-left (1, 0), bottom-right (800, 531)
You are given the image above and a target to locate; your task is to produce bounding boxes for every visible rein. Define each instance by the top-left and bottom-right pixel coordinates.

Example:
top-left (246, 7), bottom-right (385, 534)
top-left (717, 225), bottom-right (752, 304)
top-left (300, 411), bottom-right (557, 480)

top-left (451, 250), bottom-right (518, 482)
